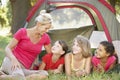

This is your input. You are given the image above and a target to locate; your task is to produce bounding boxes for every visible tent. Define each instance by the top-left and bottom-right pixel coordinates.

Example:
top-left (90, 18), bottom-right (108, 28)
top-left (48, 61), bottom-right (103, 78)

top-left (25, 0), bottom-right (120, 62)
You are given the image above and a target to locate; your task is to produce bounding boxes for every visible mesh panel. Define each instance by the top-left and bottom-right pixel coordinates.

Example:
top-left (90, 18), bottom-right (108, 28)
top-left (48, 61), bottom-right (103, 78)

top-left (48, 25), bottom-right (94, 46)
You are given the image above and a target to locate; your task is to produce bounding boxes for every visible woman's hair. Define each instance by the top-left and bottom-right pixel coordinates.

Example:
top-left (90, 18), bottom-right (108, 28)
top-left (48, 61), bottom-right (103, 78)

top-left (100, 41), bottom-right (115, 56)
top-left (73, 35), bottom-right (91, 58)
top-left (58, 40), bottom-right (68, 57)
top-left (35, 10), bottom-right (53, 24)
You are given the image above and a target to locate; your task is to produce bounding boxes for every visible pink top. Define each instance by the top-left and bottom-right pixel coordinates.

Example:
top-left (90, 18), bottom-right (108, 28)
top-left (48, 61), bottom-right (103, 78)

top-left (92, 56), bottom-right (116, 71)
top-left (42, 53), bottom-right (64, 70)
top-left (13, 28), bottom-right (51, 69)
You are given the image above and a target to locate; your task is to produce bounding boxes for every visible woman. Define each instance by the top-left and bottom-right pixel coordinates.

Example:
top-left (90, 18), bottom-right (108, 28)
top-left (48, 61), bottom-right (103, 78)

top-left (0, 10), bottom-right (53, 80)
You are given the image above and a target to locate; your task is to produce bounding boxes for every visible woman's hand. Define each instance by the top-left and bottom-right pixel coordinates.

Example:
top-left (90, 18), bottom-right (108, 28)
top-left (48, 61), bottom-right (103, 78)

top-left (11, 57), bottom-right (21, 71)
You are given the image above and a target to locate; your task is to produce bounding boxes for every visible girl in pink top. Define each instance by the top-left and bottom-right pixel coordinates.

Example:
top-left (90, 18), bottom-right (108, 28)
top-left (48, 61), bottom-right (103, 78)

top-left (92, 41), bottom-right (117, 72)
top-left (39, 40), bottom-right (68, 74)
top-left (0, 10), bottom-right (53, 80)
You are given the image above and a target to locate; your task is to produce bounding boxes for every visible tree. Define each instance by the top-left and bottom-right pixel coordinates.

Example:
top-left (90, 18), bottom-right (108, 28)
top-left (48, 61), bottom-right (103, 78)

top-left (107, 0), bottom-right (120, 15)
top-left (108, 0), bottom-right (116, 9)
top-left (10, 0), bottom-right (31, 34)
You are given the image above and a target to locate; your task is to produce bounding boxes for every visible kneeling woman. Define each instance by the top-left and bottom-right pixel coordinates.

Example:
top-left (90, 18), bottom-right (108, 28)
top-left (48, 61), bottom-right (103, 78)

top-left (0, 10), bottom-right (53, 80)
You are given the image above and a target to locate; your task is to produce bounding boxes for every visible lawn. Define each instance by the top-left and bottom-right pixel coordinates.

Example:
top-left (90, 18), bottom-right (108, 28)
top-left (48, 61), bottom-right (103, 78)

top-left (0, 35), bottom-right (11, 65)
top-left (0, 35), bottom-right (120, 80)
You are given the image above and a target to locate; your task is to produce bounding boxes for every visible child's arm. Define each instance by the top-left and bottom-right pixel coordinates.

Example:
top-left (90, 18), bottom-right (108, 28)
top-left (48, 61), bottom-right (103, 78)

top-left (65, 53), bottom-right (72, 77)
top-left (108, 60), bottom-right (116, 70)
top-left (76, 57), bottom-right (92, 76)
top-left (84, 57), bottom-right (92, 74)
top-left (39, 61), bottom-right (46, 70)
top-left (93, 63), bottom-right (104, 73)
top-left (49, 64), bottom-right (64, 74)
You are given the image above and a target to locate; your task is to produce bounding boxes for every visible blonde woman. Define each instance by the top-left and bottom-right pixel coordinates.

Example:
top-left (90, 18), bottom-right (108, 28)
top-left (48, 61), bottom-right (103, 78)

top-left (0, 10), bottom-right (53, 80)
top-left (65, 35), bottom-right (92, 79)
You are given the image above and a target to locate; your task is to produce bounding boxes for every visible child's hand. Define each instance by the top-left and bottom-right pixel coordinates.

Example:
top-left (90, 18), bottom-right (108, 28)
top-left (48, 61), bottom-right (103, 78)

top-left (75, 70), bottom-right (86, 77)
top-left (53, 69), bottom-right (61, 74)
top-left (97, 64), bottom-right (104, 72)
top-left (48, 69), bottom-right (61, 74)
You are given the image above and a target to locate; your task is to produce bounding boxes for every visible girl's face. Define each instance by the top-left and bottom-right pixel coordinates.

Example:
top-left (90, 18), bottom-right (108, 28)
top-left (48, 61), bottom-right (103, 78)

top-left (36, 23), bottom-right (51, 35)
top-left (51, 41), bottom-right (64, 54)
top-left (95, 44), bottom-right (109, 58)
top-left (72, 40), bottom-right (82, 54)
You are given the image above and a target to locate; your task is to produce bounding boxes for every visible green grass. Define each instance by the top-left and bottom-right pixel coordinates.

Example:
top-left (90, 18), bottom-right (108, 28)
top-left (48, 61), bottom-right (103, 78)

top-left (0, 35), bottom-right (120, 80)
top-left (0, 35), bottom-right (11, 65)
top-left (44, 72), bottom-right (120, 80)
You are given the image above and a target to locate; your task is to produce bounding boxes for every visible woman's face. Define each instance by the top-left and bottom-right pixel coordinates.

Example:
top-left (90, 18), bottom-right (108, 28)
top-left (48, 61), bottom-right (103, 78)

top-left (72, 40), bottom-right (82, 54)
top-left (51, 41), bottom-right (64, 54)
top-left (95, 44), bottom-right (109, 58)
top-left (36, 22), bottom-right (51, 35)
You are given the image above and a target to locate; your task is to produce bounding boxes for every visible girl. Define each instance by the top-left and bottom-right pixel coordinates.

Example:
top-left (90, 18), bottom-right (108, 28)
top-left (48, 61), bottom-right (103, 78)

top-left (39, 40), bottom-right (68, 74)
top-left (92, 41), bottom-right (117, 72)
top-left (65, 35), bottom-right (92, 78)
top-left (0, 10), bottom-right (53, 80)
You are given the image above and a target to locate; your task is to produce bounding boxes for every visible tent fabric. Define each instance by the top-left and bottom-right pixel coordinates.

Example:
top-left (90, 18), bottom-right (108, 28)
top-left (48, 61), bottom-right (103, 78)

top-left (48, 25), bottom-right (94, 46)
top-left (47, 0), bottom-right (120, 40)
top-left (27, 1), bottom-right (46, 28)
top-left (26, 0), bottom-right (45, 22)
top-left (26, 0), bottom-right (120, 43)
top-left (98, 0), bottom-right (116, 13)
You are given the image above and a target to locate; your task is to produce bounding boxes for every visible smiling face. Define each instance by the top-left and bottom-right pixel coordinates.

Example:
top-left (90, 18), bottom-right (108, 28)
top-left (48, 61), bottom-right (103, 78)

top-left (72, 40), bottom-right (82, 55)
top-left (51, 41), bottom-right (64, 55)
top-left (36, 22), bottom-right (51, 35)
top-left (95, 44), bottom-right (109, 58)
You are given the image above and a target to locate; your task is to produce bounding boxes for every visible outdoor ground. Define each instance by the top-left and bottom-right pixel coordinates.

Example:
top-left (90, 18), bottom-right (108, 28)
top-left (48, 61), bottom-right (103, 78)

top-left (0, 28), bottom-right (120, 80)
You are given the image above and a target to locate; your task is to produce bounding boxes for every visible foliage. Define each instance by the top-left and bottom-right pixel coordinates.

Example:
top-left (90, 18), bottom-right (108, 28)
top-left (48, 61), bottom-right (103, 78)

top-left (30, 0), bottom-right (38, 6)
top-left (0, 1), bottom-right (11, 28)
top-left (116, 1), bottom-right (120, 15)
top-left (0, 6), bottom-right (8, 27)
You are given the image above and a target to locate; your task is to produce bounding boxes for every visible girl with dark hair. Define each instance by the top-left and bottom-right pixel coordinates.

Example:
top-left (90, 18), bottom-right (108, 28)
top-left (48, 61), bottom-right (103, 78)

top-left (92, 41), bottom-right (117, 72)
top-left (39, 40), bottom-right (68, 74)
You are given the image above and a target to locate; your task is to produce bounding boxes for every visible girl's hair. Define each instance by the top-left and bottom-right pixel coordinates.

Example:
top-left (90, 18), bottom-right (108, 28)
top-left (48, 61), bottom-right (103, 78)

top-left (100, 41), bottom-right (115, 56)
top-left (58, 40), bottom-right (68, 56)
top-left (35, 10), bottom-right (53, 24)
top-left (73, 35), bottom-right (91, 58)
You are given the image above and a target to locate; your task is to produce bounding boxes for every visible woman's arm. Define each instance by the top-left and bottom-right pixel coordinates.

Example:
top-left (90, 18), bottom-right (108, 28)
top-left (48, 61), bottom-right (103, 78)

top-left (5, 38), bottom-right (21, 70)
top-left (31, 44), bottom-right (51, 69)
top-left (44, 44), bottom-right (51, 53)
top-left (5, 38), bottom-right (18, 59)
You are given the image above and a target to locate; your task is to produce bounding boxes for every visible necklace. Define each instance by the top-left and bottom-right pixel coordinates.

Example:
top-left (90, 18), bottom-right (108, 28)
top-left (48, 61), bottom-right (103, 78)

top-left (71, 54), bottom-right (86, 72)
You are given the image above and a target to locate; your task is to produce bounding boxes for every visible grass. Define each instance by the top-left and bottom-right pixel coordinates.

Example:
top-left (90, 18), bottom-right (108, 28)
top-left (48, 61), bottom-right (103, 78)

top-left (0, 35), bottom-right (11, 65)
top-left (0, 31), bottom-right (120, 80)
